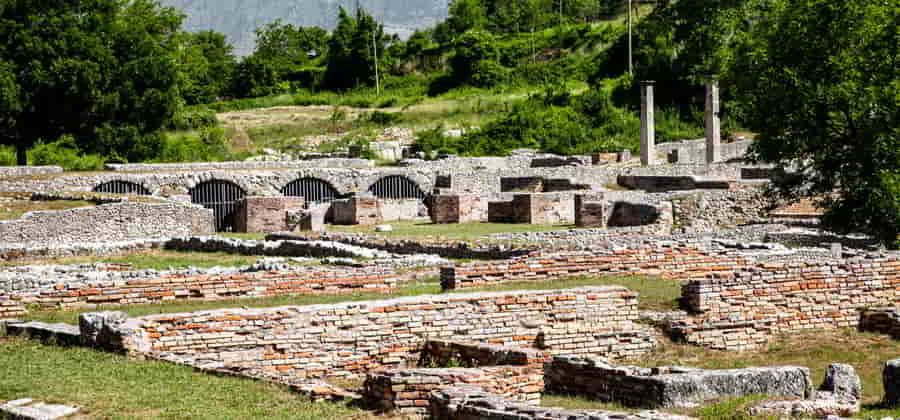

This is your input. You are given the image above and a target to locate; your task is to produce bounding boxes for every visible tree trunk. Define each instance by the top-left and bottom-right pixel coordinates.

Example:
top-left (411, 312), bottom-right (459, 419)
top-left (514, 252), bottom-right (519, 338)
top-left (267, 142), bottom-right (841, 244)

top-left (16, 145), bottom-right (27, 166)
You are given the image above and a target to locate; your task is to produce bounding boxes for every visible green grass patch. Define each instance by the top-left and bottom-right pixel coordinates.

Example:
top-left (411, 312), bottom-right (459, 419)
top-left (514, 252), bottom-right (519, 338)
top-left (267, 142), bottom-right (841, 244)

top-left (0, 337), bottom-right (368, 419)
top-left (0, 200), bottom-right (95, 221)
top-left (327, 221), bottom-right (574, 241)
top-left (2, 250), bottom-right (266, 271)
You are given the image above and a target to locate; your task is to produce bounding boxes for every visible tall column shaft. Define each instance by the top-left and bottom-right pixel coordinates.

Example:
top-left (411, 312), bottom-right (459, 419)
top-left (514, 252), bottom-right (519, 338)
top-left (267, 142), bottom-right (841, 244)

top-left (705, 78), bottom-right (721, 164)
top-left (640, 81), bottom-right (656, 166)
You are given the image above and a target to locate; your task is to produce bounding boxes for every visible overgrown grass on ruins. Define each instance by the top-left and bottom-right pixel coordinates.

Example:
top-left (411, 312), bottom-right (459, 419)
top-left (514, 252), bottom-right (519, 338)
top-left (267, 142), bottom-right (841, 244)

top-left (0, 199), bottom-right (95, 221)
top-left (0, 250), bottom-right (274, 270)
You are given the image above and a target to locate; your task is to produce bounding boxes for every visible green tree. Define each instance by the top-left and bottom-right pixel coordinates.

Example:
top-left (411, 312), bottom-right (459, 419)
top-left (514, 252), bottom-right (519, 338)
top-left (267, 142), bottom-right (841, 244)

top-left (447, 0), bottom-right (488, 36)
top-left (0, 0), bottom-right (183, 164)
top-left (184, 30), bottom-right (236, 103)
top-left (734, 0), bottom-right (900, 246)
top-left (449, 31), bottom-right (507, 87)
top-left (252, 20), bottom-right (328, 72)
top-left (323, 7), bottom-right (389, 90)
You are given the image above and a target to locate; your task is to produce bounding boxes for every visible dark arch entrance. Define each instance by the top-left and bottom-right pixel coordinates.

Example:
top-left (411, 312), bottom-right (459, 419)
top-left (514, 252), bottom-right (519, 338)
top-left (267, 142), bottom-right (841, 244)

top-left (93, 180), bottom-right (151, 196)
top-left (189, 180), bottom-right (246, 232)
top-left (281, 177), bottom-right (340, 203)
top-left (367, 175), bottom-right (426, 200)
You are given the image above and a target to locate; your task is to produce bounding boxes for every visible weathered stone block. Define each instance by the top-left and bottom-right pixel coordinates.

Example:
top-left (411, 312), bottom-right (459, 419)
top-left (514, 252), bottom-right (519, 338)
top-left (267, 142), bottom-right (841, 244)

top-left (332, 195), bottom-right (380, 226)
top-left (432, 194), bottom-right (488, 224)
top-left (234, 196), bottom-right (305, 233)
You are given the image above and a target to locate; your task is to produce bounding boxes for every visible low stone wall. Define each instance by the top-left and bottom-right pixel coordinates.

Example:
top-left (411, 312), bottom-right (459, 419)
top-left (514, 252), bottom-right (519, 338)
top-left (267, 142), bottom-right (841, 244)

top-left (99, 287), bottom-right (654, 384)
top-left (365, 367), bottom-right (543, 415)
top-left (670, 186), bottom-right (770, 232)
top-left (0, 239), bottom-right (160, 263)
top-left (430, 386), bottom-right (691, 420)
top-left (267, 232), bottom-right (533, 260)
top-left (859, 307), bottom-right (900, 339)
top-left (420, 340), bottom-right (550, 368)
top-left (0, 166), bottom-right (63, 178)
top-left (441, 244), bottom-right (748, 290)
top-left (105, 159), bottom-right (375, 172)
top-left (656, 138), bottom-right (752, 165)
top-left (0, 263), bottom-right (398, 316)
top-left (0, 202), bottom-right (215, 247)
top-left (545, 356), bottom-right (811, 408)
top-left (618, 175), bottom-right (735, 193)
top-left (674, 254), bottom-right (900, 350)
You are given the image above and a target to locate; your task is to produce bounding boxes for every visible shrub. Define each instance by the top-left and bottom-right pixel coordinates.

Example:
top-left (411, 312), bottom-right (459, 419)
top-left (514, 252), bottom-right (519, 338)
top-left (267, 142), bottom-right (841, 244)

top-left (170, 107), bottom-right (218, 131)
top-left (0, 146), bottom-right (15, 166)
top-left (155, 127), bottom-right (232, 163)
top-left (366, 111), bottom-right (403, 126)
top-left (28, 136), bottom-right (106, 171)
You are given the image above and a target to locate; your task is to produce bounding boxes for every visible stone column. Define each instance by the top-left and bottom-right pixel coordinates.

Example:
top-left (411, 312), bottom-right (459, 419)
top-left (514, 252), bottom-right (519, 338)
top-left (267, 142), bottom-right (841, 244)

top-left (640, 81), bottom-right (655, 166)
top-left (705, 77), bottom-right (721, 164)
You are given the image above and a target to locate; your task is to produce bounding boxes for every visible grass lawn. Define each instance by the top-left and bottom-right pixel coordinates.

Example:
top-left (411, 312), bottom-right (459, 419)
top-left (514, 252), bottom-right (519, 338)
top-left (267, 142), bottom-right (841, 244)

top-left (21, 275), bottom-right (673, 324)
top-left (1, 249), bottom-right (268, 271)
top-left (0, 199), bottom-right (94, 221)
top-left (0, 337), bottom-right (371, 420)
top-left (327, 221), bottom-right (575, 242)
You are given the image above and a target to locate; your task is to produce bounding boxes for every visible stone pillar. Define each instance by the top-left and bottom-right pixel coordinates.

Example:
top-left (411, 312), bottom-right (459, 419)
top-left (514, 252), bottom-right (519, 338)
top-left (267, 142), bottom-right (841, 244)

top-left (705, 77), bottom-right (721, 164)
top-left (640, 81), bottom-right (655, 166)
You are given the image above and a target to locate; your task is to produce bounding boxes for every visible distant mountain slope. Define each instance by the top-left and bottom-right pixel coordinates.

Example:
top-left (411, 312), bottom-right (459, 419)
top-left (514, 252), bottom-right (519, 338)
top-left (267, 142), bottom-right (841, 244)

top-left (160, 0), bottom-right (449, 56)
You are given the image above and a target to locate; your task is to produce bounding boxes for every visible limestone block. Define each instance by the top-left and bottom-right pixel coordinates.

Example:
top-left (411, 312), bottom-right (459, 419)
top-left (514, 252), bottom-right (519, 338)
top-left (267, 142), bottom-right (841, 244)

top-left (332, 196), bottom-right (380, 226)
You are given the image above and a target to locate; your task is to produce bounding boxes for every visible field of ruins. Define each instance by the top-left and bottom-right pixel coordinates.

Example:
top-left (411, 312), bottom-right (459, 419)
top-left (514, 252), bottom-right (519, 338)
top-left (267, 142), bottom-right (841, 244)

top-left (0, 84), bottom-right (898, 420)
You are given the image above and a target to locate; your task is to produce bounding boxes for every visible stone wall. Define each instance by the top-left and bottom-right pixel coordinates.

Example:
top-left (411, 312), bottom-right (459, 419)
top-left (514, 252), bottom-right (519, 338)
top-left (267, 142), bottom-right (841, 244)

top-left (102, 287), bottom-right (654, 384)
top-left (0, 263), bottom-right (398, 316)
top-left (430, 386), bottom-right (691, 420)
top-left (0, 166), bottom-right (63, 178)
top-left (545, 356), bottom-right (811, 408)
top-left (105, 159), bottom-right (375, 172)
top-left (618, 175), bottom-right (735, 192)
top-left (670, 186), bottom-right (770, 232)
top-left (656, 138), bottom-right (752, 165)
top-left (0, 202), bottom-right (215, 247)
top-left (431, 194), bottom-right (494, 224)
top-left (268, 232), bottom-right (532, 260)
top-left (674, 254), bottom-right (900, 350)
top-left (441, 244), bottom-right (748, 290)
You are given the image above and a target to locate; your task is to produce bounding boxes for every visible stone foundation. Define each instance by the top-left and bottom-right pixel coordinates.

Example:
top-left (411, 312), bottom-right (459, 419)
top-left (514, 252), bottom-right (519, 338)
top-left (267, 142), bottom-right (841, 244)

top-left (430, 386), bottom-right (691, 420)
top-left (545, 356), bottom-right (811, 408)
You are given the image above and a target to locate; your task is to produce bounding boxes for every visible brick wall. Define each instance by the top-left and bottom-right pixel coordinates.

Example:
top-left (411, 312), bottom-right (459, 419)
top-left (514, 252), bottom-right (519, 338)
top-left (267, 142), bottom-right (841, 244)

top-left (441, 245), bottom-right (747, 290)
top-left (674, 255), bottom-right (900, 350)
top-left (107, 287), bottom-right (654, 385)
top-left (2, 267), bottom-right (398, 316)
top-left (234, 196), bottom-right (305, 233)
top-left (365, 366), bottom-right (543, 415)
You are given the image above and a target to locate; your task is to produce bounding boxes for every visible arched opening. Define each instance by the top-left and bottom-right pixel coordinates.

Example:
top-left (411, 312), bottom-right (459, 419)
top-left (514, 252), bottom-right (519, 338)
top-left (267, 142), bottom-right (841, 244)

top-left (281, 177), bottom-right (340, 203)
top-left (367, 175), bottom-right (427, 200)
top-left (189, 180), bottom-right (246, 232)
top-left (93, 180), bottom-right (151, 196)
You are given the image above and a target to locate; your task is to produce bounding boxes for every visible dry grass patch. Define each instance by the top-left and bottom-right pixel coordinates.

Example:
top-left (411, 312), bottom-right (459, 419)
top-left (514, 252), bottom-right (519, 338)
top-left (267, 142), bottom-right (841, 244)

top-left (0, 199), bottom-right (94, 221)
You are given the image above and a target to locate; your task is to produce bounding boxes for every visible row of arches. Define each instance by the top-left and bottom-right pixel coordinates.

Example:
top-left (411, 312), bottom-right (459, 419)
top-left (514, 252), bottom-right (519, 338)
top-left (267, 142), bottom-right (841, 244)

top-left (93, 176), bottom-right (427, 232)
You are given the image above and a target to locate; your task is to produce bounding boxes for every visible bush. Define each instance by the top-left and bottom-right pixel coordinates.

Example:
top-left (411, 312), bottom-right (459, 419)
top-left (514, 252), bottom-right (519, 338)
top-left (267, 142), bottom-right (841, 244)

top-left (28, 136), bottom-right (106, 171)
top-left (170, 107), bottom-right (218, 131)
top-left (366, 111), bottom-right (403, 126)
top-left (155, 127), bottom-right (233, 163)
top-left (0, 146), bottom-right (15, 166)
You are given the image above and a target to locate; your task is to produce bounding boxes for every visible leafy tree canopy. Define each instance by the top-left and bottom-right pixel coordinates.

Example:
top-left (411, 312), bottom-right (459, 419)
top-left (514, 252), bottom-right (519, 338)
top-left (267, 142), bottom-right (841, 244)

top-left (734, 0), bottom-right (899, 246)
top-left (0, 0), bottom-right (184, 163)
